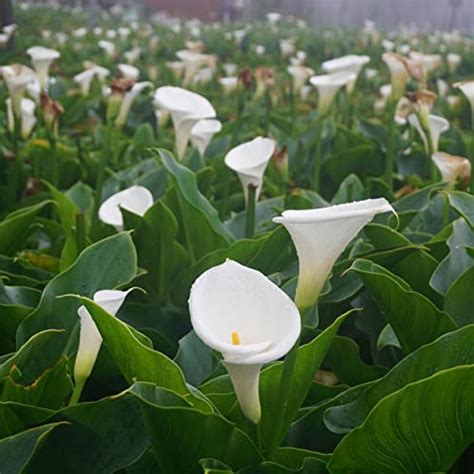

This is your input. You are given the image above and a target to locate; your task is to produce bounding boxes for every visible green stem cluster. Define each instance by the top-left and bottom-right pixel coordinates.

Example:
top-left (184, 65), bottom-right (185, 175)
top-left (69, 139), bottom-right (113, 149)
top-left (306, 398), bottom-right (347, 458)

top-left (312, 118), bottom-right (323, 193)
top-left (385, 100), bottom-right (397, 190)
top-left (245, 184), bottom-right (257, 238)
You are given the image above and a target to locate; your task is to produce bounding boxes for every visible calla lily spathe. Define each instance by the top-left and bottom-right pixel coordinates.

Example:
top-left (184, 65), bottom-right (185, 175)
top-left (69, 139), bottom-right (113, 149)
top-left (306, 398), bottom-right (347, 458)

top-left (273, 199), bottom-right (394, 309)
top-left (190, 119), bottom-right (222, 157)
top-left (309, 71), bottom-right (356, 115)
top-left (287, 65), bottom-right (314, 94)
top-left (154, 86), bottom-right (216, 160)
top-left (219, 76), bottom-right (239, 94)
top-left (408, 114), bottom-right (449, 153)
top-left (98, 185), bottom-right (154, 231)
top-left (1, 64), bottom-right (37, 117)
top-left (382, 52), bottom-right (409, 101)
top-left (224, 137), bottom-right (276, 202)
top-left (118, 63), bottom-right (140, 81)
top-left (26, 46), bottom-right (60, 89)
top-left (432, 152), bottom-right (471, 186)
top-left (6, 97), bottom-right (36, 139)
top-left (321, 54), bottom-right (370, 93)
top-left (189, 260), bottom-right (300, 423)
top-left (447, 53), bottom-right (461, 74)
top-left (115, 81), bottom-right (152, 128)
top-left (74, 289), bottom-right (132, 389)
top-left (454, 80), bottom-right (474, 116)
top-left (73, 65), bottom-right (110, 96)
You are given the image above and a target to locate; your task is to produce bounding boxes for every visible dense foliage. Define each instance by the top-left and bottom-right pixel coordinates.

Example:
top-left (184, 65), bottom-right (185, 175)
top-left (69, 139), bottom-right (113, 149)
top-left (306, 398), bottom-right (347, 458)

top-left (0, 3), bottom-right (473, 473)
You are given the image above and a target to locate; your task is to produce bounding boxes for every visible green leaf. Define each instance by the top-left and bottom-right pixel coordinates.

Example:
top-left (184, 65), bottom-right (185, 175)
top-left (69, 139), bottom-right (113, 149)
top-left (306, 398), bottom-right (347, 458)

top-left (17, 233), bottom-right (138, 350)
top-left (331, 174), bottom-right (364, 205)
top-left (0, 402), bottom-right (54, 439)
top-left (0, 423), bottom-right (65, 473)
top-left (328, 365), bottom-right (474, 473)
top-left (0, 201), bottom-right (51, 256)
top-left (79, 298), bottom-right (211, 411)
top-left (130, 382), bottom-right (262, 473)
top-left (350, 259), bottom-right (457, 352)
top-left (324, 325), bottom-right (474, 433)
top-left (448, 191), bottom-right (474, 227)
top-left (444, 265), bottom-right (474, 326)
top-left (155, 148), bottom-right (234, 263)
top-left (259, 310), bottom-right (356, 450)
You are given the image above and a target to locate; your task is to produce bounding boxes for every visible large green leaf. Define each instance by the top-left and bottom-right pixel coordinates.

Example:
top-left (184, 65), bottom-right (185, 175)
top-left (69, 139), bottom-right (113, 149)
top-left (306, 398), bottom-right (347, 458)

top-left (0, 201), bottom-right (51, 256)
top-left (155, 148), bottom-right (234, 263)
top-left (258, 310), bottom-right (355, 451)
top-left (0, 423), bottom-right (65, 473)
top-left (0, 402), bottom-right (54, 439)
top-left (328, 365), bottom-right (474, 473)
top-left (444, 265), bottom-right (474, 326)
top-left (448, 191), bottom-right (474, 227)
top-left (350, 259), bottom-right (457, 352)
top-left (17, 233), bottom-right (138, 348)
top-left (324, 325), bottom-right (474, 433)
top-left (130, 382), bottom-right (262, 473)
top-left (79, 298), bottom-right (210, 411)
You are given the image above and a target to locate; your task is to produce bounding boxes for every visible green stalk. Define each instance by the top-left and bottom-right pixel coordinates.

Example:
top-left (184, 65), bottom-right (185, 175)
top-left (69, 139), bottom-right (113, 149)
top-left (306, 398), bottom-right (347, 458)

top-left (7, 112), bottom-right (21, 211)
top-left (68, 378), bottom-right (86, 406)
top-left (312, 118), bottom-right (323, 192)
top-left (49, 134), bottom-right (59, 187)
top-left (442, 192), bottom-right (451, 229)
top-left (470, 110), bottom-right (474, 194)
top-left (385, 100), bottom-right (396, 190)
top-left (245, 184), bottom-right (257, 238)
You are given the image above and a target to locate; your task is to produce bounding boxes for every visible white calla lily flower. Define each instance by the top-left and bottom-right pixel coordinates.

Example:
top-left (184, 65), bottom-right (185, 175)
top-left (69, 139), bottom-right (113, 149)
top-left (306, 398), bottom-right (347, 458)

top-left (273, 199), bottom-right (394, 309)
top-left (26, 46), bottom-right (60, 89)
top-left (219, 76), bottom-right (239, 95)
top-left (74, 69), bottom-right (96, 96)
top-left (190, 119), bottom-right (222, 157)
top-left (223, 63), bottom-right (238, 76)
top-left (118, 63), bottom-right (140, 81)
top-left (98, 185), bottom-right (154, 231)
top-left (446, 53), bottom-right (461, 74)
top-left (309, 71), bottom-right (356, 115)
top-left (409, 51), bottom-right (442, 77)
top-left (154, 86), bottom-right (216, 160)
top-left (454, 80), bottom-right (474, 115)
top-left (288, 65), bottom-right (314, 94)
top-left (408, 114), bottom-right (449, 153)
top-left (1, 64), bottom-right (37, 117)
top-left (432, 152), bottom-right (471, 186)
top-left (382, 53), bottom-right (409, 101)
top-left (321, 54), bottom-right (370, 92)
top-left (176, 50), bottom-right (210, 86)
top-left (224, 137), bottom-right (276, 202)
top-left (115, 81), bottom-right (152, 128)
top-left (74, 289), bottom-right (132, 389)
top-left (98, 40), bottom-right (116, 58)
top-left (6, 97), bottom-right (36, 139)
top-left (189, 260), bottom-right (300, 423)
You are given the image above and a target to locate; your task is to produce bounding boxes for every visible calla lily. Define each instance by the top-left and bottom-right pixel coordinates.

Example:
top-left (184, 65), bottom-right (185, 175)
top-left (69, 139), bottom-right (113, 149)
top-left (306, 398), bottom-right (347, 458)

top-left (123, 47), bottom-right (141, 65)
top-left (1, 64), bottom-right (37, 117)
top-left (219, 76), bottom-right (239, 94)
top-left (176, 50), bottom-right (213, 86)
top-left (192, 67), bottom-right (214, 86)
top-left (447, 53), bottom-right (461, 74)
top-left (321, 54), bottom-right (370, 93)
top-left (432, 152), bottom-right (471, 187)
top-left (273, 199), bottom-right (394, 309)
top-left (254, 67), bottom-right (274, 98)
top-left (409, 51), bottom-right (442, 77)
top-left (98, 185), bottom-right (154, 231)
top-left (166, 61), bottom-right (185, 81)
top-left (74, 289), bottom-right (132, 391)
top-left (309, 71), bottom-right (356, 115)
top-left (115, 81), bottom-right (152, 128)
top-left (382, 52), bottom-right (410, 101)
top-left (287, 65), bottom-right (314, 94)
top-left (189, 260), bottom-right (300, 423)
top-left (454, 80), bottom-right (474, 116)
top-left (6, 97), bottom-right (36, 139)
top-left (408, 114), bottom-right (449, 153)
top-left (267, 12), bottom-right (282, 25)
top-left (98, 40), bottom-right (116, 58)
top-left (280, 39), bottom-right (295, 57)
top-left (190, 119), bottom-right (222, 157)
top-left (26, 46), bottom-right (60, 89)
top-left (73, 65), bottom-right (110, 96)
top-left (224, 137), bottom-right (276, 202)
top-left (437, 79), bottom-right (449, 98)
top-left (290, 50), bottom-right (307, 66)
top-left (224, 63), bottom-right (238, 76)
top-left (407, 89), bottom-right (438, 134)
top-left (154, 86), bottom-right (216, 160)
top-left (118, 63), bottom-right (140, 81)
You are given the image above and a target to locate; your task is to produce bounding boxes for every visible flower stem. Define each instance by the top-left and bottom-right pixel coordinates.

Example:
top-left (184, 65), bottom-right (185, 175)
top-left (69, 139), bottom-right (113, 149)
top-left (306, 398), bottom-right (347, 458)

top-left (470, 114), bottom-right (474, 194)
top-left (312, 118), bottom-right (323, 192)
top-left (68, 378), bottom-right (86, 406)
top-left (75, 212), bottom-right (86, 255)
top-left (7, 112), bottom-right (21, 211)
top-left (245, 184), bottom-right (257, 238)
top-left (385, 100), bottom-right (396, 190)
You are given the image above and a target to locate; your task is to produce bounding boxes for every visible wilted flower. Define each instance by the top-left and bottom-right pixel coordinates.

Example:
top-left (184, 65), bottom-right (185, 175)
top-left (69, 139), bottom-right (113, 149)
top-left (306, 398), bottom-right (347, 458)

top-left (154, 86), bottom-right (216, 159)
top-left (98, 185), bottom-right (154, 231)
top-left (106, 78), bottom-right (134, 122)
top-left (273, 199), bottom-right (394, 309)
top-left (189, 260), bottom-right (300, 423)
top-left (432, 152), bottom-right (471, 187)
top-left (40, 91), bottom-right (64, 135)
top-left (407, 90), bottom-right (438, 136)
top-left (26, 46), bottom-right (60, 90)
top-left (224, 137), bottom-right (276, 202)
top-left (190, 119), bottom-right (222, 157)
top-left (254, 67), bottom-right (274, 98)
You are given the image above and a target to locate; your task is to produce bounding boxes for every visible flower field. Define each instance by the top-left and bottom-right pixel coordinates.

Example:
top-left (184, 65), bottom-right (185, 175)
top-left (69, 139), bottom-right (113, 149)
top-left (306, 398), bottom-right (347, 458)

top-left (0, 2), bottom-right (473, 472)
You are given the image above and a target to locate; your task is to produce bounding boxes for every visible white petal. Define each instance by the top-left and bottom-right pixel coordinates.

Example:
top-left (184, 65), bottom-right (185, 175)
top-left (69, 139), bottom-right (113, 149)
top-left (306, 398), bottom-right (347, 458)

top-left (98, 185), bottom-right (154, 231)
top-left (274, 199), bottom-right (394, 309)
top-left (190, 119), bottom-right (222, 156)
